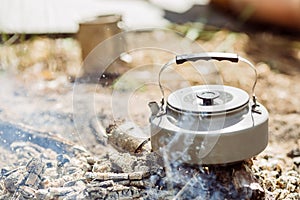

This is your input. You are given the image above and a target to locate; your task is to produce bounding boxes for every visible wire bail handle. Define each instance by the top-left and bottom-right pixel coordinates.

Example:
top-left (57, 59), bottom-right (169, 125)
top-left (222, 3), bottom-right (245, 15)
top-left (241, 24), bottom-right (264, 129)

top-left (158, 52), bottom-right (258, 110)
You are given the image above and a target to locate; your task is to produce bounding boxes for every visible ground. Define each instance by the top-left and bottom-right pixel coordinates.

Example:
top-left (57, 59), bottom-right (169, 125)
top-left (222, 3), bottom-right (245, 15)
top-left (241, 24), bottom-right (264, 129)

top-left (0, 25), bottom-right (299, 199)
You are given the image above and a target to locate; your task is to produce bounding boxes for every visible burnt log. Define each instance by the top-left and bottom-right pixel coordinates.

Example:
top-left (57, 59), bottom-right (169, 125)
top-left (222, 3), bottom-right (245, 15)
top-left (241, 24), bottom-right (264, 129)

top-left (106, 123), bottom-right (150, 153)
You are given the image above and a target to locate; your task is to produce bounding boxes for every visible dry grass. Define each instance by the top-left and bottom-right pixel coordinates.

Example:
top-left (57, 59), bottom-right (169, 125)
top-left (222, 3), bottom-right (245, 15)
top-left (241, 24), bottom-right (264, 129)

top-left (0, 36), bottom-right (82, 79)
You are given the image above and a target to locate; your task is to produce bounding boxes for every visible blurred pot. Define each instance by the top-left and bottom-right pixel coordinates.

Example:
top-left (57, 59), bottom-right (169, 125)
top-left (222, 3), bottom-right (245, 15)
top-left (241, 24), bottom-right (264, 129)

top-left (77, 14), bottom-right (126, 77)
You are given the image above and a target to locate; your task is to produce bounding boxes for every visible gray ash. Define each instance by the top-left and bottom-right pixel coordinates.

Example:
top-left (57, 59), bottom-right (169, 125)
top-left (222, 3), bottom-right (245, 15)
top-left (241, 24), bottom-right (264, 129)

top-left (146, 161), bottom-right (264, 200)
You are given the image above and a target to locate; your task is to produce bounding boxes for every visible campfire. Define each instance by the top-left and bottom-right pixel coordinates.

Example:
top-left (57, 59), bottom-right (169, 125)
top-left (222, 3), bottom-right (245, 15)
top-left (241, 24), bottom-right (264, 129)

top-left (0, 30), bottom-right (299, 199)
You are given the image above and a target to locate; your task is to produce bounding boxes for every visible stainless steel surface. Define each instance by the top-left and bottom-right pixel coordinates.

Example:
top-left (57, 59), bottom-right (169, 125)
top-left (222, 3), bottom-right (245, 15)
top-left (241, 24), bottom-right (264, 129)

top-left (150, 52), bottom-right (269, 165)
top-left (150, 102), bottom-right (268, 164)
top-left (167, 85), bottom-right (249, 115)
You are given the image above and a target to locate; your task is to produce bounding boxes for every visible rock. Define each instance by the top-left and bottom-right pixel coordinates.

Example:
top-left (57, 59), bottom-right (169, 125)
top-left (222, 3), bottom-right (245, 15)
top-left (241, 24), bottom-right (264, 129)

top-left (293, 157), bottom-right (300, 167)
top-left (86, 156), bottom-right (96, 165)
top-left (287, 148), bottom-right (300, 158)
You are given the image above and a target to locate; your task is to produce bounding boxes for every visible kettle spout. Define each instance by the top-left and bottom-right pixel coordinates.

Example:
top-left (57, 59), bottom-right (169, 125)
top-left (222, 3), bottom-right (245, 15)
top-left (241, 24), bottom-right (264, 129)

top-left (148, 101), bottom-right (159, 117)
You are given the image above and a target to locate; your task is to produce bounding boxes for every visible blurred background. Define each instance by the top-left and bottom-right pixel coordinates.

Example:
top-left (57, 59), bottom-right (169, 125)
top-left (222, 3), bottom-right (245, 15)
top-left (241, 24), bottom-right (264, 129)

top-left (0, 0), bottom-right (299, 76)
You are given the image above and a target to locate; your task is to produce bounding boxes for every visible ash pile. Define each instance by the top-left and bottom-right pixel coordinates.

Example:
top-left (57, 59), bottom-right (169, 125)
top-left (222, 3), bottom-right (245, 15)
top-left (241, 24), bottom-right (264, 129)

top-left (0, 122), bottom-right (265, 200)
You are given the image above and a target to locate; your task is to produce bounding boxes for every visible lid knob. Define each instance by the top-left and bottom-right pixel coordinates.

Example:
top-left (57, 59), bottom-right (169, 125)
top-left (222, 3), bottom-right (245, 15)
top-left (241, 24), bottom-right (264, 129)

top-left (196, 91), bottom-right (220, 106)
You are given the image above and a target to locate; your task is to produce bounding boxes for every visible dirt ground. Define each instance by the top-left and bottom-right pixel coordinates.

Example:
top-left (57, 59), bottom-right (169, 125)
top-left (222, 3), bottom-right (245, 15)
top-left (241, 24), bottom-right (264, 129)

top-left (0, 26), bottom-right (299, 199)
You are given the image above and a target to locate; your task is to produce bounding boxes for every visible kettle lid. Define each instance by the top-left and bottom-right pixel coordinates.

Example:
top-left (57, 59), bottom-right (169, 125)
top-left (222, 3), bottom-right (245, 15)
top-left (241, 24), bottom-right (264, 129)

top-left (167, 85), bottom-right (249, 115)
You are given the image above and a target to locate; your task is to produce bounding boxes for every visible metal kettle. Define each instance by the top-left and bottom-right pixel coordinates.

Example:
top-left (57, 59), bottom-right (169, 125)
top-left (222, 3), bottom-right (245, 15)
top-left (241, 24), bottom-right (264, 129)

top-left (149, 52), bottom-right (268, 165)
